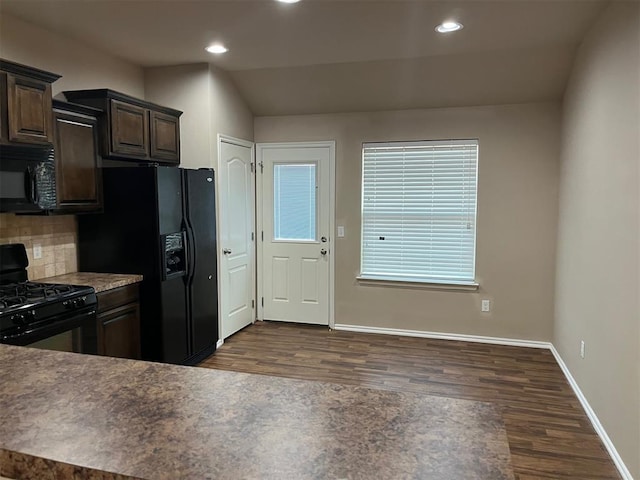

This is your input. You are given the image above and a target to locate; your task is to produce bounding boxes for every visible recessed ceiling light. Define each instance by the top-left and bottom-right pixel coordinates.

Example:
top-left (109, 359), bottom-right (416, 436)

top-left (276, 0), bottom-right (300, 3)
top-left (435, 21), bottom-right (463, 33)
top-left (205, 43), bottom-right (228, 54)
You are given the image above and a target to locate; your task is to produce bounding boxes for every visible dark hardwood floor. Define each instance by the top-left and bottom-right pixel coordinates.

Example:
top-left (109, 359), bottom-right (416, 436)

top-left (199, 321), bottom-right (620, 480)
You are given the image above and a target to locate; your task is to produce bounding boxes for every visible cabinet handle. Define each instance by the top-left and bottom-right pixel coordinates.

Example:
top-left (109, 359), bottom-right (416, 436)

top-left (223, 248), bottom-right (232, 255)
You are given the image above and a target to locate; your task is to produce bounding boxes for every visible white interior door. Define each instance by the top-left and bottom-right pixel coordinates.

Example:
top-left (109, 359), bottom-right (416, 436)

top-left (219, 137), bottom-right (255, 339)
top-left (258, 143), bottom-right (334, 325)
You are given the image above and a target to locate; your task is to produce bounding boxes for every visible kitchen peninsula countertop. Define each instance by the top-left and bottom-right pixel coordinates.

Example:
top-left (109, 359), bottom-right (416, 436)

top-left (0, 345), bottom-right (514, 480)
top-left (39, 272), bottom-right (143, 293)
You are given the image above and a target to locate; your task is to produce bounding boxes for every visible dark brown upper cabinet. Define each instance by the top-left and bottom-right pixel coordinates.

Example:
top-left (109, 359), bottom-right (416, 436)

top-left (52, 100), bottom-right (102, 212)
top-left (150, 110), bottom-right (180, 163)
top-left (63, 89), bottom-right (181, 165)
top-left (110, 99), bottom-right (149, 158)
top-left (0, 59), bottom-right (60, 147)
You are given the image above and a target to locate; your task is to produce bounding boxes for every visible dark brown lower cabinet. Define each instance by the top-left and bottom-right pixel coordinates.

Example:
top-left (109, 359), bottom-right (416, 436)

top-left (96, 284), bottom-right (141, 360)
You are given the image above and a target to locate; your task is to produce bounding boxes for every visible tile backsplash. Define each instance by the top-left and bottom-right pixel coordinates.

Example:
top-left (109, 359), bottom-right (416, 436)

top-left (0, 213), bottom-right (78, 280)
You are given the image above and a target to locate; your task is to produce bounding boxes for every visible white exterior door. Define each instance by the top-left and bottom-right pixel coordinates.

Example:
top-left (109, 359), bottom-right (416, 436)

top-left (257, 143), bottom-right (334, 325)
top-left (219, 138), bottom-right (255, 339)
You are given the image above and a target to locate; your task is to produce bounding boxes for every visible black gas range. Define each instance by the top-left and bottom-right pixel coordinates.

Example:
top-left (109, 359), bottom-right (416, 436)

top-left (0, 244), bottom-right (97, 352)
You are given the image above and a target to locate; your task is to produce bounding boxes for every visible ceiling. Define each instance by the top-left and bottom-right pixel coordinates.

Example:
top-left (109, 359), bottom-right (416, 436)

top-left (0, 0), bottom-right (607, 115)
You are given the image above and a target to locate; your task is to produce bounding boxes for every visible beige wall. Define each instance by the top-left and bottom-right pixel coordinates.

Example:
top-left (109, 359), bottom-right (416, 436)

top-left (144, 63), bottom-right (253, 169)
top-left (145, 64), bottom-right (212, 169)
top-left (555, 2), bottom-right (640, 477)
top-left (0, 13), bottom-right (144, 97)
top-left (255, 103), bottom-right (561, 341)
top-left (208, 63), bottom-right (254, 164)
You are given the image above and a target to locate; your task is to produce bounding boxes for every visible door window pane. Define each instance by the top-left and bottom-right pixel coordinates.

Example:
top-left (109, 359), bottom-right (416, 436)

top-left (274, 164), bottom-right (317, 241)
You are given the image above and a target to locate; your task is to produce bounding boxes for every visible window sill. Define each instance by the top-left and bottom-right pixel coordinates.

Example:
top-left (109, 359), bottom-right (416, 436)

top-left (356, 276), bottom-right (479, 292)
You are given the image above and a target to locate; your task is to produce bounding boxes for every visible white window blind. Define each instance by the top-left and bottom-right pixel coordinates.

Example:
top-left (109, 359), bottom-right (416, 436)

top-left (361, 139), bottom-right (478, 284)
top-left (274, 163), bottom-right (317, 241)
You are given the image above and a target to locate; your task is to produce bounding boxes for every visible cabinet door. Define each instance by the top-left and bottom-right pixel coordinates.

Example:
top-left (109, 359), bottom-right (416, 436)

top-left (150, 110), bottom-right (180, 164)
top-left (110, 99), bottom-right (149, 158)
top-left (54, 109), bottom-right (102, 211)
top-left (97, 302), bottom-right (141, 359)
top-left (6, 73), bottom-right (53, 145)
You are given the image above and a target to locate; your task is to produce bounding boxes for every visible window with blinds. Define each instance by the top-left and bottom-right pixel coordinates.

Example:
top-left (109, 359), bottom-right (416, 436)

top-left (274, 163), bottom-right (317, 241)
top-left (360, 139), bottom-right (478, 284)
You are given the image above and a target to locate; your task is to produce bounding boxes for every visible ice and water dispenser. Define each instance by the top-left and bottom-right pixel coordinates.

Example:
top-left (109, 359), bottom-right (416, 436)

top-left (162, 232), bottom-right (186, 279)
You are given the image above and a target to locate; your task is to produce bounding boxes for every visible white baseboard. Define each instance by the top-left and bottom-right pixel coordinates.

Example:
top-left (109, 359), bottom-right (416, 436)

top-left (549, 346), bottom-right (634, 480)
top-left (216, 339), bottom-right (224, 349)
top-left (333, 323), bottom-right (634, 480)
top-left (333, 323), bottom-right (551, 349)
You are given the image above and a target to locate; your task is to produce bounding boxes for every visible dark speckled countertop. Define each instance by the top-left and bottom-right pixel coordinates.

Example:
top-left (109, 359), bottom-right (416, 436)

top-left (0, 345), bottom-right (514, 480)
top-left (39, 272), bottom-right (143, 294)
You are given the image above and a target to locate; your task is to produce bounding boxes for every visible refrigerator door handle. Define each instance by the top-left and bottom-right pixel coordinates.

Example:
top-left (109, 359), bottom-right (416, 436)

top-left (185, 220), bottom-right (197, 286)
top-left (182, 228), bottom-right (191, 284)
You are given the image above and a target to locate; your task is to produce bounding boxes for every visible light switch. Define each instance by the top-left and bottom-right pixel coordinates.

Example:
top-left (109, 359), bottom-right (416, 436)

top-left (337, 226), bottom-right (345, 237)
top-left (33, 243), bottom-right (42, 259)
top-left (481, 299), bottom-right (491, 312)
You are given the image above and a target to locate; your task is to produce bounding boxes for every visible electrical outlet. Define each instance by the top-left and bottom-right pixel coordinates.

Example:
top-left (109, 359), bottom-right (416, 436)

top-left (481, 299), bottom-right (490, 312)
top-left (33, 243), bottom-right (42, 260)
top-left (580, 340), bottom-right (585, 359)
top-left (337, 226), bottom-right (345, 238)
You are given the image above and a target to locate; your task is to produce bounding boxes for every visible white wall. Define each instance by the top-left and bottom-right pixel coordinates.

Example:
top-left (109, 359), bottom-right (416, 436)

top-left (555, 2), bottom-right (640, 477)
top-left (256, 102), bottom-right (561, 342)
top-left (0, 13), bottom-right (144, 97)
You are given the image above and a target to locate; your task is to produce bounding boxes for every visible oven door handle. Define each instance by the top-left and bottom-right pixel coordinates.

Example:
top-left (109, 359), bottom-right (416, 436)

top-left (1, 308), bottom-right (96, 347)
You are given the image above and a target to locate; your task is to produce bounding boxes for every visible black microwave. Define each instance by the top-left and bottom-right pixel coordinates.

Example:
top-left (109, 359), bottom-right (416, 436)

top-left (0, 145), bottom-right (57, 213)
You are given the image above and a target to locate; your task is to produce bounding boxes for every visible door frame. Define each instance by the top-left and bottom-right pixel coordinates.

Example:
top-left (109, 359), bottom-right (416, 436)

top-left (256, 141), bottom-right (336, 329)
top-left (216, 134), bottom-right (256, 345)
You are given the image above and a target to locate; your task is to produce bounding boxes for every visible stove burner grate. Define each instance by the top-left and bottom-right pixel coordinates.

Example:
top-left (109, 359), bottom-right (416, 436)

top-left (0, 283), bottom-right (74, 300)
top-left (0, 283), bottom-right (84, 313)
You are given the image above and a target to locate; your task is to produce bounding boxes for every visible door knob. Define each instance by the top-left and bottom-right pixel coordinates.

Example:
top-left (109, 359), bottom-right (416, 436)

top-left (320, 249), bottom-right (327, 256)
top-left (223, 248), bottom-right (232, 255)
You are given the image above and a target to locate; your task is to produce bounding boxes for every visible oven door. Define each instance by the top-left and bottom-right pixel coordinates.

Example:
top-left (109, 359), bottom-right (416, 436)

top-left (1, 307), bottom-right (98, 354)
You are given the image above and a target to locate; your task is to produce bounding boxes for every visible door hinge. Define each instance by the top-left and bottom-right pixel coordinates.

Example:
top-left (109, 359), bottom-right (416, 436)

top-left (251, 162), bottom-right (255, 173)
top-left (261, 231), bottom-right (264, 241)
top-left (261, 297), bottom-right (264, 307)
top-left (252, 299), bottom-right (255, 309)
top-left (259, 161), bottom-right (264, 173)
top-left (251, 232), bottom-right (254, 241)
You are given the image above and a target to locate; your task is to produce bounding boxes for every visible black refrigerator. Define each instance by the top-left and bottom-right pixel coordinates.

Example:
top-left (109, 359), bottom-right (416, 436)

top-left (78, 165), bottom-right (218, 365)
